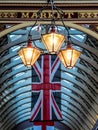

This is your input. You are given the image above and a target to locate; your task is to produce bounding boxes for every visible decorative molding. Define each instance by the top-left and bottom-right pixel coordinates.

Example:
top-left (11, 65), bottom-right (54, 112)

top-left (0, 0), bottom-right (98, 4)
top-left (0, 10), bottom-right (98, 23)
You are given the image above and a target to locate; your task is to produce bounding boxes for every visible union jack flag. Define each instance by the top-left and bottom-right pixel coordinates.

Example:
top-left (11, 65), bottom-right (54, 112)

top-left (30, 54), bottom-right (62, 122)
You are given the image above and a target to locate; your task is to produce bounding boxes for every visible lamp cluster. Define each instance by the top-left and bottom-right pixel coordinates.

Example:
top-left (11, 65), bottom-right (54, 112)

top-left (18, 0), bottom-right (81, 68)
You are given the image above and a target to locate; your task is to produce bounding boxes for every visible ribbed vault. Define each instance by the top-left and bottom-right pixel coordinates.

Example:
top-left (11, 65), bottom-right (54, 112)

top-left (0, 22), bottom-right (98, 130)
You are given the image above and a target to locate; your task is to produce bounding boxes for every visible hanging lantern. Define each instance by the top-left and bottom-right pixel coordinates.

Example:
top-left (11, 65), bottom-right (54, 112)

top-left (58, 43), bottom-right (81, 68)
top-left (41, 26), bottom-right (65, 54)
top-left (18, 39), bottom-right (41, 67)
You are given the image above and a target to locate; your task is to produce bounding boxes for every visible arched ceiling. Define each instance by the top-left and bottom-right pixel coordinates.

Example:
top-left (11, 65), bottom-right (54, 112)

top-left (0, 1), bottom-right (98, 130)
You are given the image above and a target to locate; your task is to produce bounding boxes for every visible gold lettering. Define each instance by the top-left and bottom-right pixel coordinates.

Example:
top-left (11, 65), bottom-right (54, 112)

top-left (41, 12), bottom-right (47, 18)
top-left (22, 12), bottom-right (29, 18)
top-left (48, 12), bottom-right (52, 19)
top-left (63, 12), bottom-right (75, 19)
top-left (56, 12), bottom-right (60, 19)
top-left (67, 13), bottom-right (73, 19)
top-left (31, 12), bottom-right (37, 18)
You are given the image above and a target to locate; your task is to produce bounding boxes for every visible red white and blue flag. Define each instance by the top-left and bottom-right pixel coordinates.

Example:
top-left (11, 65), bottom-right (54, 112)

top-left (30, 54), bottom-right (62, 130)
